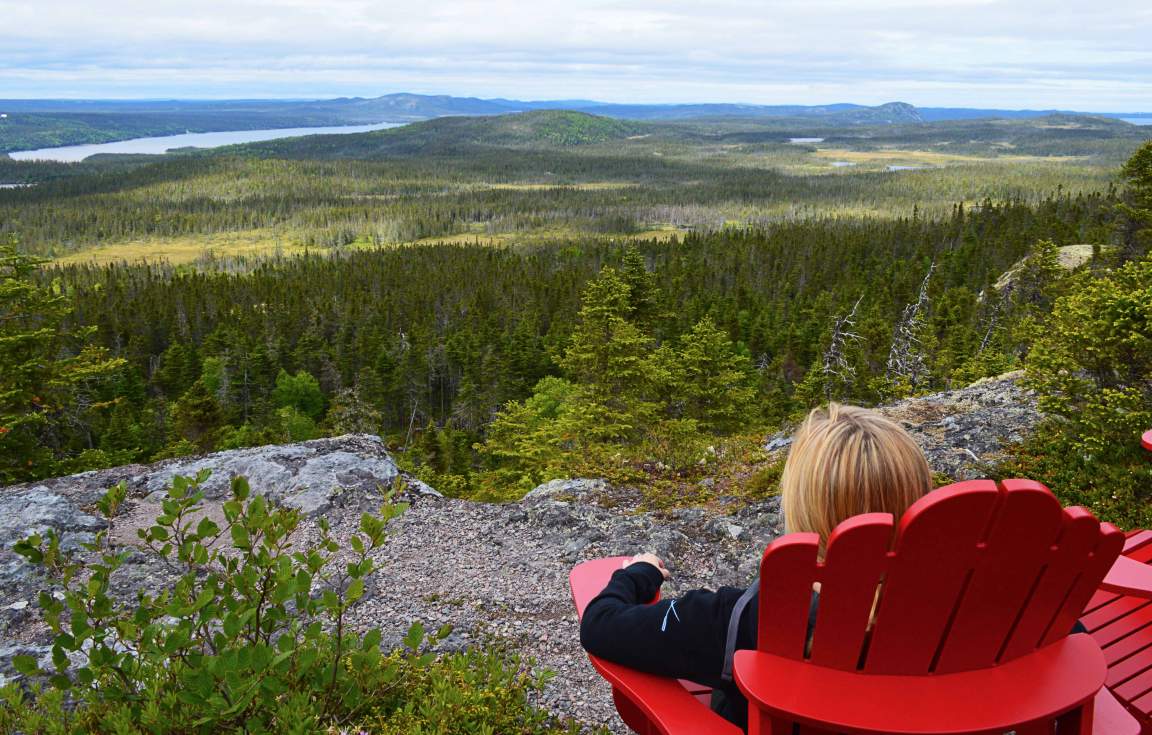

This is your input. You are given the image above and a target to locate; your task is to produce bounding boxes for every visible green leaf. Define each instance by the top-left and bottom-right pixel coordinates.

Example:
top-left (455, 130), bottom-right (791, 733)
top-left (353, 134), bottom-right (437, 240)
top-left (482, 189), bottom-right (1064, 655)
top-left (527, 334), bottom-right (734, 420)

top-left (231, 525), bottom-right (251, 549)
top-left (12, 654), bottom-right (39, 675)
top-left (346, 578), bottom-right (365, 602)
top-left (51, 644), bottom-right (68, 670)
top-left (232, 475), bottom-right (250, 500)
top-left (361, 628), bottom-right (382, 651)
top-left (403, 621), bottom-right (425, 650)
top-left (49, 674), bottom-right (73, 690)
top-left (195, 517), bottom-right (219, 538)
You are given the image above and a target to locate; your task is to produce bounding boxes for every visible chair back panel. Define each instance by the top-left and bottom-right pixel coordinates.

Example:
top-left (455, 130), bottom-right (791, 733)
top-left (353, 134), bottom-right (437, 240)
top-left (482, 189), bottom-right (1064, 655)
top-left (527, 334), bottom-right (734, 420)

top-left (755, 479), bottom-right (1125, 679)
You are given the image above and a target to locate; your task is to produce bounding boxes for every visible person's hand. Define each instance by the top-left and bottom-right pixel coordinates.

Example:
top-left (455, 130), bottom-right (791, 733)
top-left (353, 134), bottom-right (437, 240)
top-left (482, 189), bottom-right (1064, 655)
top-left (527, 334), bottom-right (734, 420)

top-left (626, 552), bottom-right (670, 580)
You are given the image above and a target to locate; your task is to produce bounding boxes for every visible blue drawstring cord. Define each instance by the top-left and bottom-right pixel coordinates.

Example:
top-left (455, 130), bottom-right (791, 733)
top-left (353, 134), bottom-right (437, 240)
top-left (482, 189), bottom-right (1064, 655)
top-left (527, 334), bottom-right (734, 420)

top-left (661, 599), bottom-right (680, 632)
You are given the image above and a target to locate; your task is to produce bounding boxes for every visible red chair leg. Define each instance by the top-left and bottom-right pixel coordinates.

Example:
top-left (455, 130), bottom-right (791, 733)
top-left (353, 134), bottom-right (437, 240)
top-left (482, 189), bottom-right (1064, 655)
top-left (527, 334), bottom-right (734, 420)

top-left (748, 709), bottom-right (802, 735)
top-left (613, 687), bottom-right (657, 735)
top-left (1056, 700), bottom-right (1093, 735)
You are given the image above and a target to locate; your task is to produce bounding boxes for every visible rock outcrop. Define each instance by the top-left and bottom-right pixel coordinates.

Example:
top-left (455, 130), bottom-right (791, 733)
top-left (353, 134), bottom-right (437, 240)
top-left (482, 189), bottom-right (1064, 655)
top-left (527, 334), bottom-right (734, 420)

top-left (763, 371), bottom-right (1039, 479)
top-left (0, 374), bottom-right (1040, 731)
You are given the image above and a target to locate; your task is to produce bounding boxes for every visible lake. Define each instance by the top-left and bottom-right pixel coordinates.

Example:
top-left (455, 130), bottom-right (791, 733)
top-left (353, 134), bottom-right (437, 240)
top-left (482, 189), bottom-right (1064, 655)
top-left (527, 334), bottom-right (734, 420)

top-left (1120, 117), bottom-right (1152, 126)
top-left (8, 122), bottom-right (405, 162)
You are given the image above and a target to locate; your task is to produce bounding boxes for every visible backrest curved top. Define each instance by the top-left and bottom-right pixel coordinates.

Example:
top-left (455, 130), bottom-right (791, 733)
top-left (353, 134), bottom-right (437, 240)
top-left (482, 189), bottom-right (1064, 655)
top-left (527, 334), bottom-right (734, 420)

top-left (755, 479), bottom-right (1124, 675)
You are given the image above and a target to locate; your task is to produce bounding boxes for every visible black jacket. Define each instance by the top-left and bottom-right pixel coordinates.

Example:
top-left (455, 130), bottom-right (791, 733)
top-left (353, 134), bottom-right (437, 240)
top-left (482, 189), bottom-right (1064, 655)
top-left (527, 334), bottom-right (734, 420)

top-left (578, 561), bottom-right (759, 729)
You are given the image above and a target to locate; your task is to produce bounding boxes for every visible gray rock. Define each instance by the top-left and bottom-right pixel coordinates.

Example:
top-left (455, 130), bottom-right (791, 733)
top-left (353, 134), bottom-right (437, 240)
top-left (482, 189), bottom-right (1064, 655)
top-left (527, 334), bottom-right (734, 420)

top-left (522, 478), bottom-right (610, 506)
top-left (877, 372), bottom-right (1040, 480)
top-left (762, 373), bottom-right (1037, 482)
top-left (142, 435), bottom-right (408, 514)
top-left (764, 434), bottom-right (793, 452)
top-left (0, 486), bottom-right (107, 549)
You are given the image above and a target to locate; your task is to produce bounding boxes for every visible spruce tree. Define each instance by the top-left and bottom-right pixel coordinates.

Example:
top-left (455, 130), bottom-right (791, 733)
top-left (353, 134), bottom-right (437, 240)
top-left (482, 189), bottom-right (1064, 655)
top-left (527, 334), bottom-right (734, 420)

top-left (652, 316), bottom-right (757, 432)
top-left (169, 380), bottom-right (224, 453)
top-left (559, 267), bottom-right (655, 420)
top-left (0, 245), bottom-right (124, 483)
top-left (1117, 141), bottom-right (1152, 260)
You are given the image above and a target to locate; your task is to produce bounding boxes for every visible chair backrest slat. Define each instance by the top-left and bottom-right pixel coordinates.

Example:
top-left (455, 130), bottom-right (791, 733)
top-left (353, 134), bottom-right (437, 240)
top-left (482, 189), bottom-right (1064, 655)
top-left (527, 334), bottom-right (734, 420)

top-left (757, 534), bottom-right (820, 659)
top-left (1001, 507), bottom-right (1104, 661)
top-left (808, 514), bottom-right (893, 670)
top-left (1040, 513), bottom-right (1125, 647)
top-left (863, 480), bottom-right (1001, 674)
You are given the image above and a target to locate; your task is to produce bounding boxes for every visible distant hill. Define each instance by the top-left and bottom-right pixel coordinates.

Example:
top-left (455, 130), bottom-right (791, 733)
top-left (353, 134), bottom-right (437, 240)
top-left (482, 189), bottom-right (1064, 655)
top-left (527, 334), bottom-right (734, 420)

top-left (229, 110), bottom-right (654, 158)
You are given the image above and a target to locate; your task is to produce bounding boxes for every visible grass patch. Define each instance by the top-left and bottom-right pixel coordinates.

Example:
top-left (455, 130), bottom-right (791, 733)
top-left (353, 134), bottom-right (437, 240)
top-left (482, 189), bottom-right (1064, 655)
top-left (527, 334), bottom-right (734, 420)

top-left (53, 229), bottom-right (313, 265)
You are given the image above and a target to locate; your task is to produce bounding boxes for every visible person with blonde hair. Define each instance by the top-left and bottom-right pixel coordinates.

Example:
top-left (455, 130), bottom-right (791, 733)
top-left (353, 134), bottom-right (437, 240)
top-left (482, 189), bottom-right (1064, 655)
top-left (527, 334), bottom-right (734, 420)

top-left (580, 403), bottom-right (934, 730)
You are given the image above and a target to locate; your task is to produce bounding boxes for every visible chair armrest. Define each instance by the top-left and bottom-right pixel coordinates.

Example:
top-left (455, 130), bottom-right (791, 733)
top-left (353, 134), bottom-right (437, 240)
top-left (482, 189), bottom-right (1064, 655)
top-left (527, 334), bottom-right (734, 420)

top-left (734, 634), bottom-right (1107, 734)
top-left (571, 557), bottom-right (632, 619)
top-left (570, 556), bottom-right (659, 619)
top-left (1101, 555), bottom-right (1152, 599)
top-left (587, 654), bottom-right (742, 735)
top-left (1095, 687), bottom-right (1143, 735)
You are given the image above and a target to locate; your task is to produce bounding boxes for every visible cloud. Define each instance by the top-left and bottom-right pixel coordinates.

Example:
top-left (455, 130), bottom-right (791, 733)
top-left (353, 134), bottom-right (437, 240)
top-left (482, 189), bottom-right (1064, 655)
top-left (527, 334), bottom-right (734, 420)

top-left (0, 0), bottom-right (1150, 109)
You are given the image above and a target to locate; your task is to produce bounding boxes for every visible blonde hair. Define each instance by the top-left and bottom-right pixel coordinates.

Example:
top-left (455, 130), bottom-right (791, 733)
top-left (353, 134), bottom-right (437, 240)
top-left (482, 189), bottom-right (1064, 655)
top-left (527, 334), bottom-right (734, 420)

top-left (780, 403), bottom-right (932, 551)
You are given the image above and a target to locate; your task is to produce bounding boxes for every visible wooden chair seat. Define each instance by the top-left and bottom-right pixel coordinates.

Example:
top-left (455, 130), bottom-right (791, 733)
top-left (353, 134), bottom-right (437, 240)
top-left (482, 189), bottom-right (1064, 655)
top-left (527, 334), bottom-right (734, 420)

top-left (1084, 531), bottom-right (1152, 730)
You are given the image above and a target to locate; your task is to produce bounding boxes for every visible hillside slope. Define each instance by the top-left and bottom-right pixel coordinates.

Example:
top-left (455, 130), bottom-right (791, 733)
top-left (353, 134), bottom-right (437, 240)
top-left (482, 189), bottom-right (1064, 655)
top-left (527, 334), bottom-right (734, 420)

top-left (0, 374), bottom-right (1037, 730)
top-left (229, 110), bottom-right (655, 158)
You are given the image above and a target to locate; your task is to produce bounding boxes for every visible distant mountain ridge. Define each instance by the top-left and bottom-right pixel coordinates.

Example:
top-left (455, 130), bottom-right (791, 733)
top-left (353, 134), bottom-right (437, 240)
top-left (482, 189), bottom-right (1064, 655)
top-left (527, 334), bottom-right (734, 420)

top-left (2, 93), bottom-right (1146, 154)
top-left (3, 94), bottom-right (1145, 123)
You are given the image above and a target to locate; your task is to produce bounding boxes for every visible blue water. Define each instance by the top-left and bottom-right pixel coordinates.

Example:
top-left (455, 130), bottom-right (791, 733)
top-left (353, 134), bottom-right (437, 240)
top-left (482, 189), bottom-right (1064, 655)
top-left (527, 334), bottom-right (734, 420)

top-left (9, 122), bottom-right (405, 162)
top-left (1120, 117), bottom-right (1152, 126)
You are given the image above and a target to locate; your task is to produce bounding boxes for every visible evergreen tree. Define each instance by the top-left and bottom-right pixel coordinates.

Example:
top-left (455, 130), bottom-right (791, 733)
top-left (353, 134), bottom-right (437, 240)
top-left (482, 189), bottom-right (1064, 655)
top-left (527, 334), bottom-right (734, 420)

top-left (169, 380), bottom-right (223, 453)
top-left (1117, 141), bottom-right (1152, 260)
top-left (559, 267), bottom-right (655, 426)
top-left (651, 316), bottom-right (757, 432)
top-left (325, 385), bottom-right (383, 435)
top-left (0, 245), bottom-right (124, 482)
top-left (620, 246), bottom-right (660, 328)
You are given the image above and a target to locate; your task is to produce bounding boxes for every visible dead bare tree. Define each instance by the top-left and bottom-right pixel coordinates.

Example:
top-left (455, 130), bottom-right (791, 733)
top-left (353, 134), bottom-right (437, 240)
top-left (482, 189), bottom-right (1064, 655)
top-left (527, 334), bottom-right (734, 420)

top-left (886, 262), bottom-right (935, 391)
top-left (821, 295), bottom-right (864, 399)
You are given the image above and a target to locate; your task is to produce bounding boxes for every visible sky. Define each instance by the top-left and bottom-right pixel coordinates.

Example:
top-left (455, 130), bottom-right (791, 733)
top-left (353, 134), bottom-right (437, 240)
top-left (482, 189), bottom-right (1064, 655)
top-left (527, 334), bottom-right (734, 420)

top-left (2, 0), bottom-right (1151, 111)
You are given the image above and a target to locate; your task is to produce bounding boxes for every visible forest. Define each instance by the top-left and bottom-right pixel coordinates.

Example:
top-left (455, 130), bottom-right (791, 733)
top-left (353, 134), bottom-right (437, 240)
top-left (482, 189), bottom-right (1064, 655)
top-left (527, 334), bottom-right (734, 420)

top-left (1, 109), bottom-right (1150, 524)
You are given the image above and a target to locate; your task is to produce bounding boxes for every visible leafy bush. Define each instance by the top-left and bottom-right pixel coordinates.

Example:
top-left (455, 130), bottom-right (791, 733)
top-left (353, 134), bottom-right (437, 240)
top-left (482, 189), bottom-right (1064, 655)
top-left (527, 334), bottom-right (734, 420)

top-left (1002, 255), bottom-right (1152, 528)
top-left (1, 473), bottom-right (585, 734)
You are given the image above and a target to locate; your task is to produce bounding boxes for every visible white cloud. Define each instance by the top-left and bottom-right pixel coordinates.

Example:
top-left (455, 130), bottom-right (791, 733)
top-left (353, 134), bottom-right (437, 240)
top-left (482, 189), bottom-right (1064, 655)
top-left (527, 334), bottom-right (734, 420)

top-left (0, 0), bottom-right (1149, 109)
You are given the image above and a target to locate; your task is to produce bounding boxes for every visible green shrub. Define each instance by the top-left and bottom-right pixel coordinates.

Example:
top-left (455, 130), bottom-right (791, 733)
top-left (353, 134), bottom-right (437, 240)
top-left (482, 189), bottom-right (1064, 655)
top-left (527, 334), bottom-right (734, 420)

top-left (2, 473), bottom-right (585, 734)
top-left (1003, 254), bottom-right (1152, 528)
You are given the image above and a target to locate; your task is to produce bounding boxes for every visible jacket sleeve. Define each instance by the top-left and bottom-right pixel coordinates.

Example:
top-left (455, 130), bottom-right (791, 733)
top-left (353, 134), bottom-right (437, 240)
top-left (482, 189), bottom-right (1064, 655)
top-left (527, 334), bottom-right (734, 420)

top-left (579, 561), bottom-right (742, 687)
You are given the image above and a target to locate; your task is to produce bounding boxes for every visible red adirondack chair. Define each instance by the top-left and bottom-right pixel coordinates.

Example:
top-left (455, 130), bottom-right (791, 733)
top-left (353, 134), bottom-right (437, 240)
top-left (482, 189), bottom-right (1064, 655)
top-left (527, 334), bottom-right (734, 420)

top-left (570, 478), bottom-right (1152, 734)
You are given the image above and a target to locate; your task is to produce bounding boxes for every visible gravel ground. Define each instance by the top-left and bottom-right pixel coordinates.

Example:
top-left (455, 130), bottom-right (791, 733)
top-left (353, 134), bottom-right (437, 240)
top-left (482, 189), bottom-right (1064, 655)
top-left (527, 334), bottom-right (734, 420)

top-left (312, 485), bottom-right (783, 733)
